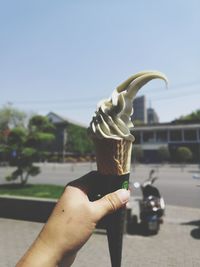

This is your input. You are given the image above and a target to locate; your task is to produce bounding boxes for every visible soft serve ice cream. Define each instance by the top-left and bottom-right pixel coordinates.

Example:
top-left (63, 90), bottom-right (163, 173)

top-left (88, 71), bottom-right (168, 175)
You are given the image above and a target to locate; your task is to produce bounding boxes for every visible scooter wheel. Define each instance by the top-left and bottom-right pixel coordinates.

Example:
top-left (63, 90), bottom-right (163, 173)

top-left (127, 215), bottom-right (138, 235)
top-left (147, 220), bottom-right (160, 235)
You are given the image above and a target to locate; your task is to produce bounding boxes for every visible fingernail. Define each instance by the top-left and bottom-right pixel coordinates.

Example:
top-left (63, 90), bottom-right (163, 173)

top-left (116, 189), bottom-right (130, 204)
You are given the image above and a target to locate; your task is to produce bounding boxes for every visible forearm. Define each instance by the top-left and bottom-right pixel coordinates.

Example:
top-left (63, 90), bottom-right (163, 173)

top-left (16, 227), bottom-right (77, 267)
top-left (16, 237), bottom-right (60, 267)
top-left (17, 246), bottom-right (76, 267)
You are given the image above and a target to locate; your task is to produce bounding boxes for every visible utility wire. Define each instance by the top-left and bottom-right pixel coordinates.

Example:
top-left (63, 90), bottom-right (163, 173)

top-left (9, 89), bottom-right (200, 107)
top-left (10, 89), bottom-right (200, 111)
top-left (153, 90), bottom-right (200, 102)
top-left (1, 79), bottom-right (200, 107)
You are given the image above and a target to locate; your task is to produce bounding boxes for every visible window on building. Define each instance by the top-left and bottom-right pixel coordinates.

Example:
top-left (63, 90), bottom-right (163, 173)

top-left (170, 130), bottom-right (182, 141)
top-left (143, 131), bottom-right (155, 143)
top-left (156, 131), bottom-right (167, 143)
top-left (184, 130), bottom-right (197, 141)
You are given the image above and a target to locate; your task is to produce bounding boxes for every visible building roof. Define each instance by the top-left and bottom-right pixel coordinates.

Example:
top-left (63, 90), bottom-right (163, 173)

top-left (132, 122), bottom-right (200, 131)
top-left (46, 112), bottom-right (87, 128)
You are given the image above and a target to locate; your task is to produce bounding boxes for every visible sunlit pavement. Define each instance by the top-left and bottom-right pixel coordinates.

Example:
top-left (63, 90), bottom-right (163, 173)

top-left (1, 204), bottom-right (200, 267)
top-left (0, 163), bottom-right (200, 266)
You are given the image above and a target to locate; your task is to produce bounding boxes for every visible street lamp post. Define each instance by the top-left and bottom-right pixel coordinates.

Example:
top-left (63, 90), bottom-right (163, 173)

top-left (63, 128), bottom-right (67, 163)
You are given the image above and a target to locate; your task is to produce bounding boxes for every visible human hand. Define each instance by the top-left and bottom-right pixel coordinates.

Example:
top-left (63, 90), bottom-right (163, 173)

top-left (16, 171), bottom-right (130, 267)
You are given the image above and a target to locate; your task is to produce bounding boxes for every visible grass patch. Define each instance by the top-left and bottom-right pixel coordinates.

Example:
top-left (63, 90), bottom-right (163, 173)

top-left (0, 184), bottom-right (65, 199)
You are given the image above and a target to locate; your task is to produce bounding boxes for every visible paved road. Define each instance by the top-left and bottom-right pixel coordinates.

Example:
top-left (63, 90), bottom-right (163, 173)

top-left (131, 164), bottom-right (200, 209)
top-left (0, 163), bottom-right (200, 208)
top-left (1, 204), bottom-right (200, 267)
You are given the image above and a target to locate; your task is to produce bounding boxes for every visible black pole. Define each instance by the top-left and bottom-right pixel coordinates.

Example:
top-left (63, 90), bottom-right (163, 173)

top-left (98, 173), bottom-right (130, 267)
top-left (106, 207), bottom-right (126, 267)
top-left (87, 171), bottom-right (130, 267)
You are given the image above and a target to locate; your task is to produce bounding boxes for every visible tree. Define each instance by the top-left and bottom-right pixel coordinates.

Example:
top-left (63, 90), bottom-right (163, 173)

top-left (67, 124), bottom-right (94, 155)
top-left (0, 105), bottom-right (28, 148)
top-left (176, 146), bottom-right (193, 163)
top-left (158, 146), bottom-right (170, 162)
top-left (174, 109), bottom-right (200, 122)
top-left (0, 104), bottom-right (27, 131)
top-left (4, 115), bottom-right (55, 185)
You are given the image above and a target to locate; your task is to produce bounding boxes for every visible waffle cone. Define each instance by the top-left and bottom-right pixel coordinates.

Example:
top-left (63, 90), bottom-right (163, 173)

top-left (93, 138), bottom-right (132, 175)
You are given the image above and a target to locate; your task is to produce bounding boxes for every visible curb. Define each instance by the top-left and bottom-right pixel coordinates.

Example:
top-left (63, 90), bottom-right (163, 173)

top-left (0, 196), bottom-right (56, 223)
top-left (0, 196), bottom-right (107, 230)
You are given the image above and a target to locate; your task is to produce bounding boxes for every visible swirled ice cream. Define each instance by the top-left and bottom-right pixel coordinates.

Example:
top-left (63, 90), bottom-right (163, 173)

top-left (88, 71), bottom-right (168, 175)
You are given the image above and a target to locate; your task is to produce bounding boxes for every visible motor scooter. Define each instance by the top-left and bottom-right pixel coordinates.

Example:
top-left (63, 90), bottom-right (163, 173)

top-left (133, 169), bottom-right (165, 235)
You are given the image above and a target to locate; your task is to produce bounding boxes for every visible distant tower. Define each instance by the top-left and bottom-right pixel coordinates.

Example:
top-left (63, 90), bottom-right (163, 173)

top-left (147, 107), bottom-right (159, 124)
top-left (131, 95), bottom-right (147, 123)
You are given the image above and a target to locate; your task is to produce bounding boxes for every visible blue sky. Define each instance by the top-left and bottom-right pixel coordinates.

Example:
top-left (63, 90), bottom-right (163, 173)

top-left (1, 0), bottom-right (200, 125)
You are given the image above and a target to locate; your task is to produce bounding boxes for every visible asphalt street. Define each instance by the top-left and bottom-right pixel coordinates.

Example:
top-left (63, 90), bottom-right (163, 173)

top-left (0, 163), bottom-right (200, 208)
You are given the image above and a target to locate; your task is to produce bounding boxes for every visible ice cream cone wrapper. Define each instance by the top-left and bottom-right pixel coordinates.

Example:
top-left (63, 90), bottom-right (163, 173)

top-left (93, 138), bottom-right (132, 175)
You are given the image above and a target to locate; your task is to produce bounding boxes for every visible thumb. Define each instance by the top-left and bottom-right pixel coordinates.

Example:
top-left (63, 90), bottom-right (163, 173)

top-left (92, 189), bottom-right (130, 222)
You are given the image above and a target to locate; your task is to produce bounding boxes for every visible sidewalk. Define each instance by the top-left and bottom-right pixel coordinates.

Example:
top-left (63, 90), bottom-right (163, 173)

top-left (0, 204), bottom-right (200, 267)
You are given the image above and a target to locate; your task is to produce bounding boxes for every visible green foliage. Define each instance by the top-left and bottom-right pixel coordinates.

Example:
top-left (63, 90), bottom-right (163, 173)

top-left (27, 166), bottom-right (40, 176)
top-left (67, 124), bottom-right (94, 154)
top-left (175, 109), bottom-right (200, 122)
top-left (29, 115), bottom-right (55, 132)
top-left (22, 147), bottom-right (37, 157)
top-left (176, 146), bottom-right (193, 163)
top-left (158, 146), bottom-right (170, 162)
top-left (34, 132), bottom-right (55, 142)
top-left (0, 104), bottom-right (27, 131)
top-left (0, 105), bottom-right (24, 149)
top-left (4, 115), bottom-right (55, 185)
top-left (8, 127), bottom-right (27, 146)
top-left (6, 169), bottom-right (22, 181)
top-left (6, 166), bottom-right (40, 184)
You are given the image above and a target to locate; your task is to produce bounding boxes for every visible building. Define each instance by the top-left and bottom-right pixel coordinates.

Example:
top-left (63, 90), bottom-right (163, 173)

top-left (47, 113), bottom-right (200, 163)
top-left (147, 107), bottom-right (159, 124)
top-left (131, 96), bottom-right (160, 125)
top-left (131, 95), bottom-right (147, 123)
top-left (131, 122), bottom-right (200, 163)
top-left (46, 112), bottom-right (87, 160)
